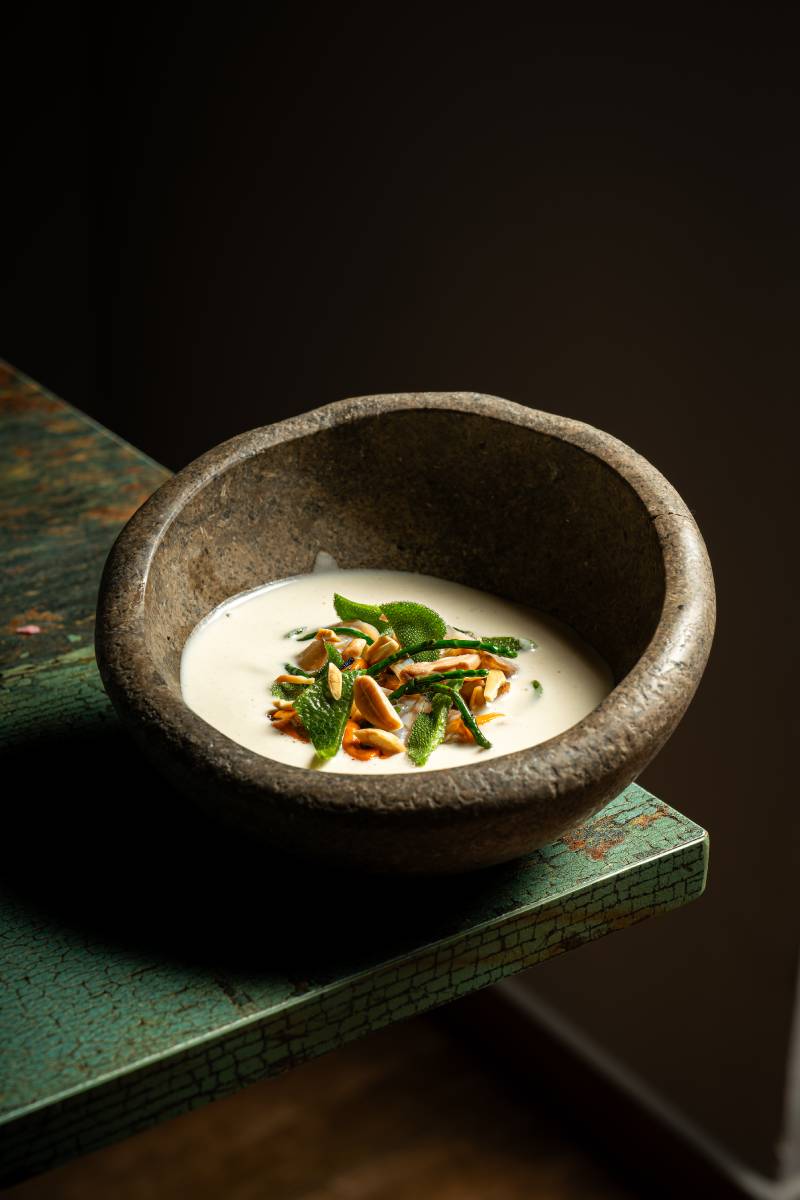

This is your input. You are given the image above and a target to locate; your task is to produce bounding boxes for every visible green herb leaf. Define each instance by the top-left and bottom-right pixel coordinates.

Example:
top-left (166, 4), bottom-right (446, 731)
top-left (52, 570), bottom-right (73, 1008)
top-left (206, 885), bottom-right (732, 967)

top-left (531, 679), bottom-right (543, 697)
top-left (272, 644), bottom-right (345, 724)
top-left (271, 679), bottom-right (309, 701)
top-left (407, 691), bottom-right (453, 766)
top-left (482, 635), bottom-right (535, 657)
top-left (380, 601), bottom-right (447, 661)
top-left (295, 668), bottom-right (360, 759)
top-left (324, 641), bottom-right (345, 668)
top-left (333, 594), bottom-right (390, 631)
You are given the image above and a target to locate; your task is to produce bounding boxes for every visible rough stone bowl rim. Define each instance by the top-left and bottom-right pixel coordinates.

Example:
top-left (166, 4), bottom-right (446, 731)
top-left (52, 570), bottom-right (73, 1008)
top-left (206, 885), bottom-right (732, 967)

top-left (95, 391), bottom-right (715, 821)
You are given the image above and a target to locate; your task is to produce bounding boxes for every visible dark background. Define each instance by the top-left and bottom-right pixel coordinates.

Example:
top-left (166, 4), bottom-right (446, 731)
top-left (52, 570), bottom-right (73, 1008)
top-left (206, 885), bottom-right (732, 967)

top-left (3, 3), bottom-right (799, 1182)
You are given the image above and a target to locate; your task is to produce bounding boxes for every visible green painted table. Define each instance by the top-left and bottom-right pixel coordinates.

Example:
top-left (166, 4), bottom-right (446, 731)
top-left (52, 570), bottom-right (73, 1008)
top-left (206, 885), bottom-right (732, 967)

top-left (0, 362), bottom-right (709, 1185)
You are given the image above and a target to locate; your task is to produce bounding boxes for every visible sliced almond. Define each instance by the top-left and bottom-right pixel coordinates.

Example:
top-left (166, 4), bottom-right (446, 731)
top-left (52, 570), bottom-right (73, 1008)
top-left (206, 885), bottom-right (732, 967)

top-left (276, 673), bottom-right (314, 686)
top-left (353, 675), bottom-right (403, 731)
top-left (270, 698), bottom-right (295, 710)
top-left (316, 628), bottom-right (337, 642)
top-left (469, 684), bottom-right (485, 710)
top-left (352, 728), bottom-right (405, 755)
top-left (343, 636), bottom-right (367, 660)
top-left (297, 638), bottom-right (328, 671)
top-left (478, 651), bottom-right (517, 676)
top-left (344, 619), bottom-right (382, 643)
top-left (363, 634), bottom-right (400, 666)
top-left (483, 668), bottom-right (506, 703)
top-left (402, 653), bottom-right (481, 679)
top-left (327, 661), bottom-right (343, 700)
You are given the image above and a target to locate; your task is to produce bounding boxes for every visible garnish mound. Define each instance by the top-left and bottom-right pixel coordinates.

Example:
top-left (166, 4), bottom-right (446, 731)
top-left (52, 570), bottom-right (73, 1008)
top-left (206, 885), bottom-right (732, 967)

top-left (269, 595), bottom-right (537, 766)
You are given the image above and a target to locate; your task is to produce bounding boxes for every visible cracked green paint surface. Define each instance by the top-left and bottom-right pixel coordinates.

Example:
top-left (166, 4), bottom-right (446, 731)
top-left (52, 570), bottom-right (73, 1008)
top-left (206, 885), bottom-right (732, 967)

top-left (0, 362), bottom-right (709, 1183)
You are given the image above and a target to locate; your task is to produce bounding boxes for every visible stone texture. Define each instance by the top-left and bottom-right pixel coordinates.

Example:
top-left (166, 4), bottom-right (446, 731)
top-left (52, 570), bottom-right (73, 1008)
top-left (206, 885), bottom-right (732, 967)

top-left (95, 393), bottom-right (716, 872)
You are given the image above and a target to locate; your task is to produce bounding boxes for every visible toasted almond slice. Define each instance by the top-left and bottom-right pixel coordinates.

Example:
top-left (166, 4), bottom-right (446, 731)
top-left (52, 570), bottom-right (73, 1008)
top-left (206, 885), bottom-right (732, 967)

top-left (352, 728), bottom-right (405, 755)
top-left (276, 673), bottom-right (314, 686)
top-left (316, 628), bottom-right (338, 642)
top-left (327, 661), bottom-right (343, 700)
top-left (353, 675), bottom-right (403, 731)
top-left (344, 637), bottom-right (367, 659)
top-left (478, 651), bottom-right (517, 676)
top-left (363, 634), bottom-right (400, 665)
top-left (469, 684), bottom-right (485, 710)
top-left (270, 698), bottom-right (296, 710)
top-left (297, 638), bottom-right (328, 671)
top-left (402, 653), bottom-right (481, 679)
top-left (483, 668), bottom-right (506, 703)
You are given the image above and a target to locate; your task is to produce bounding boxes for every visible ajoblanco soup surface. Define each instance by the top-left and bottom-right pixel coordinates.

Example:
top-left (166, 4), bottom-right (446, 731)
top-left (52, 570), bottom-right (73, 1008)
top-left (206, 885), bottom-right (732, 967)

top-left (181, 568), bottom-right (612, 773)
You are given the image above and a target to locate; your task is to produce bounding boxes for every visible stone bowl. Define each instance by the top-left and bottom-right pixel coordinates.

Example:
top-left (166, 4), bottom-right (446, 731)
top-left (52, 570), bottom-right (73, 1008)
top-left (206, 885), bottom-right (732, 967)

top-left (95, 393), bottom-right (715, 874)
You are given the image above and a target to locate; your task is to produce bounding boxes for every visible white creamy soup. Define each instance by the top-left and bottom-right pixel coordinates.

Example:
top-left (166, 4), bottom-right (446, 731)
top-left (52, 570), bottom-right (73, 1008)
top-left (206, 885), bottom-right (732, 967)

top-left (180, 568), bottom-right (613, 774)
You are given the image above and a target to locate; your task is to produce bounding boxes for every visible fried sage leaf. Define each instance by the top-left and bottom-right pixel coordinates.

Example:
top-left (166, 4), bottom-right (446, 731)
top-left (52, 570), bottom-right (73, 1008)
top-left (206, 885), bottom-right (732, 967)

top-left (295, 667), bottom-right (361, 759)
top-left (407, 691), bottom-right (453, 767)
top-left (333, 594), bottom-right (390, 631)
top-left (380, 601), bottom-right (447, 661)
top-left (272, 681), bottom-right (306, 701)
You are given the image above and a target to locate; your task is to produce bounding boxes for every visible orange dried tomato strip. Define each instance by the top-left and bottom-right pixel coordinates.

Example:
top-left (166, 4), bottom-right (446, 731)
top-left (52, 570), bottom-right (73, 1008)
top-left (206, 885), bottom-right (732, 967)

top-left (343, 718), bottom-right (379, 760)
top-left (446, 712), bottom-right (503, 743)
top-left (269, 708), bottom-right (310, 742)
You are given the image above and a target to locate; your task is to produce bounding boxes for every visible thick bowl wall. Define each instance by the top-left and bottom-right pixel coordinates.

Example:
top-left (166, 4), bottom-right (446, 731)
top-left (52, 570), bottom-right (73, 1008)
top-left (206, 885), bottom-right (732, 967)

top-left (96, 393), bottom-right (715, 873)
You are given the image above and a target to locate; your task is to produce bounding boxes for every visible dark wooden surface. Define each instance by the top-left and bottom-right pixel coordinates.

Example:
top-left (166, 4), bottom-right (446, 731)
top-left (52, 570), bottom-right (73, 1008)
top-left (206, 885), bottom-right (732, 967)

top-left (5, 1016), bottom-right (643, 1200)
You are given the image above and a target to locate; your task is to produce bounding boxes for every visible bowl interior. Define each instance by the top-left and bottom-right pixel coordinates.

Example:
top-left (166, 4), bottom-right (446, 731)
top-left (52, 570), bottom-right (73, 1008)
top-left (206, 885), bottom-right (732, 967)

top-left (144, 409), bottom-right (664, 695)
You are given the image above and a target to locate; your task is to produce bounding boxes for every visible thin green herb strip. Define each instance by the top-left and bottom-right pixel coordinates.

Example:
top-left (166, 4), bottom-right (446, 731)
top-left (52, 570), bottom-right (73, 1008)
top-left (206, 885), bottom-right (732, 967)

top-left (388, 669), bottom-right (488, 702)
top-left (431, 684), bottom-right (493, 749)
top-left (367, 639), bottom-right (504, 677)
top-left (333, 626), bottom-right (375, 644)
top-left (485, 635), bottom-right (535, 655)
top-left (294, 625), bottom-right (375, 645)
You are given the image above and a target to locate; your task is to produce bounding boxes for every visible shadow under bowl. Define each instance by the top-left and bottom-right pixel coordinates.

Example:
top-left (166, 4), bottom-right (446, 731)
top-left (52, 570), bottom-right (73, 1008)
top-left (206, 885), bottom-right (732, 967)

top-left (96, 393), bottom-right (715, 874)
